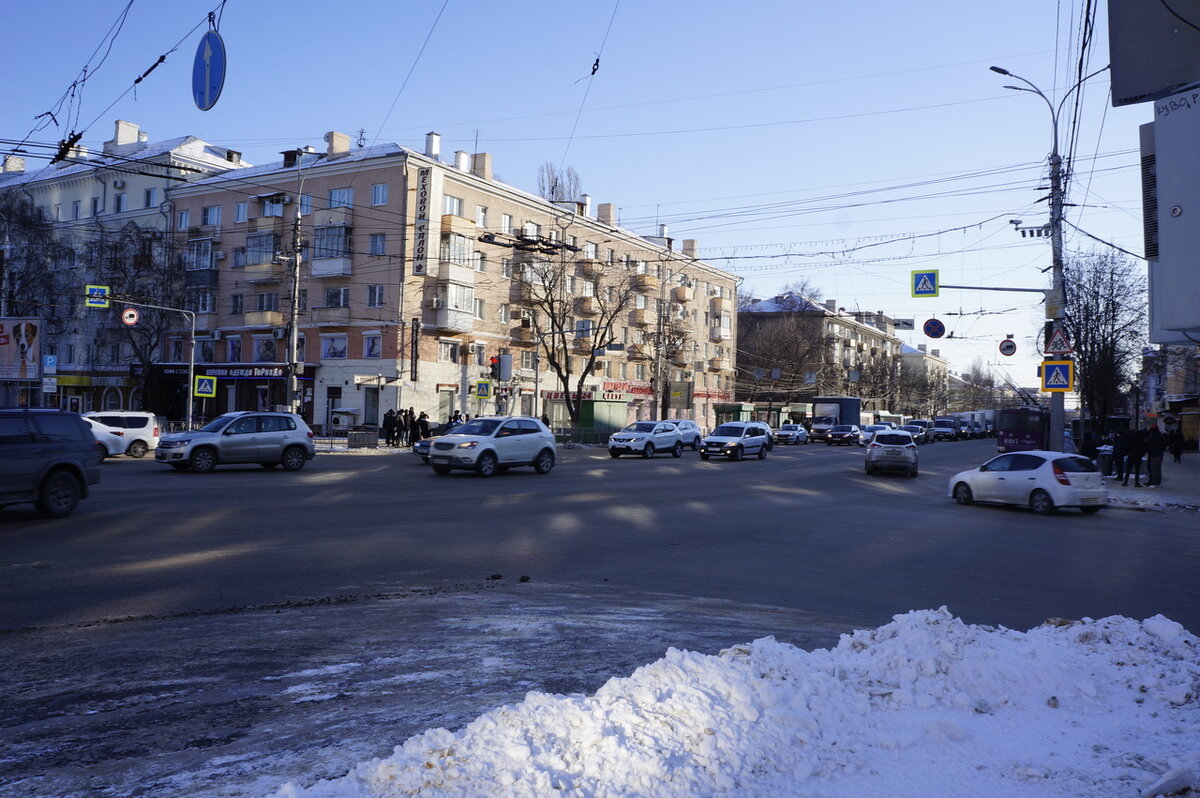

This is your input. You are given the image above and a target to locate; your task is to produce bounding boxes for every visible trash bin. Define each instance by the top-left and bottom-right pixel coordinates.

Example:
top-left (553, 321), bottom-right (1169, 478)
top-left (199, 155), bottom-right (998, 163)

top-left (1096, 445), bottom-right (1113, 475)
top-left (347, 425), bottom-right (379, 449)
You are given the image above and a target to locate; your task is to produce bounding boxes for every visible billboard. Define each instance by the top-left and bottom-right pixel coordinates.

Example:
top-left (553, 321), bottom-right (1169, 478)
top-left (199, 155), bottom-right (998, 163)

top-left (0, 318), bottom-right (41, 380)
top-left (1109, 0), bottom-right (1200, 107)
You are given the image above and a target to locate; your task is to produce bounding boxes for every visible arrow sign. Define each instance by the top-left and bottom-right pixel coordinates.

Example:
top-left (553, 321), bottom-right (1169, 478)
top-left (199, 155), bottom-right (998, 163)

top-left (911, 270), bottom-right (939, 297)
top-left (1045, 326), bottom-right (1073, 354)
top-left (192, 31), bottom-right (226, 111)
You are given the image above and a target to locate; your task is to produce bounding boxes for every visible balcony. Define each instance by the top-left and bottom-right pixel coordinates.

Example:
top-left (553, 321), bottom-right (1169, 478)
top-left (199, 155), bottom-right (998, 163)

top-left (633, 273), bottom-right (660, 292)
top-left (184, 268), bottom-right (218, 289)
top-left (196, 224), bottom-right (221, 241)
top-left (630, 309), bottom-right (651, 327)
top-left (248, 216), bottom-right (285, 234)
top-left (509, 281), bottom-right (535, 302)
top-left (709, 325), bottom-right (731, 341)
top-left (708, 357), bottom-right (730, 372)
top-left (578, 258), bottom-right (601, 279)
top-left (433, 306), bottom-right (474, 333)
top-left (672, 285), bottom-right (693, 303)
top-left (310, 306), bottom-right (350, 326)
top-left (437, 259), bottom-right (476, 284)
top-left (670, 351), bottom-right (689, 367)
top-left (710, 295), bottom-right (731, 313)
top-left (244, 310), bottom-right (283, 327)
top-left (243, 261), bottom-right (284, 282)
top-left (312, 206), bottom-right (352, 227)
top-left (574, 296), bottom-right (599, 316)
top-left (510, 325), bottom-right (535, 344)
top-left (572, 337), bottom-right (599, 355)
top-left (625, 343), bottom-right (648, 360)
top-left (311, 256), bottom-right (352, 278)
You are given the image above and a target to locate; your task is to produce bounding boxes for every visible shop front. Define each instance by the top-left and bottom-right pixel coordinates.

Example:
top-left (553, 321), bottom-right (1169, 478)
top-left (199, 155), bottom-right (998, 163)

top-left (145, 363), bottom-right (316, 425)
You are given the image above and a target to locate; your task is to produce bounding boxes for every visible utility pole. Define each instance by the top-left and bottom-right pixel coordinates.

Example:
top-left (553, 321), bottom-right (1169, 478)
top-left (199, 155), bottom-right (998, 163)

top-left (285, 199), bottom-right (302, 414)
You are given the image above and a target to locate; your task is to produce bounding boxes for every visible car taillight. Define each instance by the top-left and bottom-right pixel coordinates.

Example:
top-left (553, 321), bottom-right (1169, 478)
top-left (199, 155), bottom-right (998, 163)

top-left (869, 442), bottom-right (881, 449)
top-left (114, 429), bottom-right (124, 436)
top-left (153, 425), bottom-right (159, 437)
top-left (1053, 463), bottom-right (1071, 485)
top-left (906, 444), bottom-right (917, 450)
top-left (307, 431), bottom-right (314, 438)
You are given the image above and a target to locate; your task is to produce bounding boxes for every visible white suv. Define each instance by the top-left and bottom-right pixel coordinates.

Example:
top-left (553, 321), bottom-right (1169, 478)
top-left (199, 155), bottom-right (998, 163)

top-left (84, 411), bottom-right (162, 458)
top-left (664, 419), bottom-right (703, 450)
top-left (608, 421), bottom-right (684, 458)
top-left (699, 421), bottom-right (773, 461)
top-left (429, 416), bottom-right (556, 477)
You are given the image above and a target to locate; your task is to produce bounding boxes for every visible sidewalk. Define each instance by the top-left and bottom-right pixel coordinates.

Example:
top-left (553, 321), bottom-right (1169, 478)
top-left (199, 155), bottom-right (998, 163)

top-left (1104, 451), bottom-right (1200, 512)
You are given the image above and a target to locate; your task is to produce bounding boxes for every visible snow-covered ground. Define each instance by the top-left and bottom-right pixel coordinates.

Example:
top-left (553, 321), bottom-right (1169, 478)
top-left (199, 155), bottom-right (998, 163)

top-left (274, 608), bottom-right (1199, 798)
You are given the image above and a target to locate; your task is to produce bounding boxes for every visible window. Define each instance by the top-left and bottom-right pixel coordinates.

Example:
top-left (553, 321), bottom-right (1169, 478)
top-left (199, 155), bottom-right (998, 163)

top-left (230, 294), bottom-right (243, 314)
top-left (232, 247), bottom-right (247, 268)
top-left (440, 232), bottom-right (470, 265)
top-left (522, 221), bottom-right (540, 238)
top-left (246, 233), bottom-right (279, 264)
top-left (177, 208), bottom-right (189, 228)
top-left (367, 285), bottom-right (385, 307)
top-left (606, 248), bottom-right (616, 264)
top-left (190, 291), bottom-right (214, 314)
top-left (585, 241), bottom-right (597, 259)
top-left (566, 275), bottom-right (576, 294)
top-left (470, 343), bottom-right (486, 366)
top-left (325, 287), bottom-right (349, 307)
top-left (446, 282), bottom-right (474, 311)
top-left (438, 340), bottom-right (461, 362)
top-left (201, 205), bottom-right (221, 226)
top-left (228, 338), bottom-right (242, 363)
top-left (363, 334), bottom-right (382, 358)
top-left (369, 233), bottom-right (386, 256)
top-left (498, 303), bottom-right (510, 324)
top-left (475, 206), bottom-right (488, 227)
top-left (256, 292), bottom-right (279, 311)
top-left (442, 194), bottom-right (463, 217)
top-left (328, 187), bottom-right (353, 208)
top-left (635, 294), bottom-right (647, 310)
top-left (473, 298), bottom-right (484, 319)
top-left (371, 183), bottom-right (388, 206)
top-left (322, 336), bottom-right (348, 358)
top-left (575, 319), bottom-right (594, 337)
top-left (521, 350), bottom-right (536, 370)
top-left (235, 202), bottom-right (247, 222)
top-left (314, 226), bottom-right (352, 259)
top-left (114, 194), bottom-right (127, 213)
top-left (143, 188), bottom-right (157, 209)
top-left (185, 239), bottom-right (213, 270)
top-left (635, 364), bottom-right (646, 381)
top-left (299, 290), bottom-right (307, 311)
top-left (261, 197), bottom-right (284, 217)
top-left (72, 200), bottom-right (81, 220)
top-left (473, 251), bottom-right (486, 272)
top-left (299, 194), bottom-right (312, 215)
top-left (502, 258), bottom-right (513, 278)
top-left (500, 214), bottom-right (513, 234)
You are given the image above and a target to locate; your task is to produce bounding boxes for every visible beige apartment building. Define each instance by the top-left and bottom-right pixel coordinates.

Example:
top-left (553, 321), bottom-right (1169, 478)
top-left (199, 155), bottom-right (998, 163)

top-left (166, 131), bottom-right (737, 432)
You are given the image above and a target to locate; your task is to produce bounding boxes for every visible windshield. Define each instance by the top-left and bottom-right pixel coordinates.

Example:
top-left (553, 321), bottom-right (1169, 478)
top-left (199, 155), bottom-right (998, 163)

top-left (625, 422), bottom-right (657, 433)
top-left (875, 434), bottom-right (911, 445)
top-left (455, 418), bottom-right (501, 436)
top-left (832, 425), bottom-right (853, 432)
top-left (780, 425), bottom-right (799, 431)
top-left (711, 424), bottom-right (744, 437)
top-left (198, 415), bottom-right (237, 433)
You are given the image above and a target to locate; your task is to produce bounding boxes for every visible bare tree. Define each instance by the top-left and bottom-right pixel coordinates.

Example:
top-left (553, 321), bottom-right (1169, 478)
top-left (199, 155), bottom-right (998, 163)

top-left (0, 194), bottom-right (59, 319)
top-left (536, 163), bottom-right (582, 202)
top-left (735, 308), bottom-right (833, 404)
top-left (1061, 250), bottom-right (1146, 431)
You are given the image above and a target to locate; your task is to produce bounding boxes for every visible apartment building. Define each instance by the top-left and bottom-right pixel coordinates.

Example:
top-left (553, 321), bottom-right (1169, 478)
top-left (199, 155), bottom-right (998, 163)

top-left (0, 120), bottom-right (247, 411)
top-left (165, 130), bottom-right (738, 431)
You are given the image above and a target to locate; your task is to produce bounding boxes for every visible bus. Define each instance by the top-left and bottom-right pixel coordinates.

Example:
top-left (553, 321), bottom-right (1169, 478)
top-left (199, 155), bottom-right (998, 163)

top-left (996, 407), bottom-right (1049, 452)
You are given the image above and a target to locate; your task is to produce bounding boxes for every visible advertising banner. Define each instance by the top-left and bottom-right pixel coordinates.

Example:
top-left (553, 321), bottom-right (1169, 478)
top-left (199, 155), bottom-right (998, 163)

top-left (0, 318), bottom-right (41, 380)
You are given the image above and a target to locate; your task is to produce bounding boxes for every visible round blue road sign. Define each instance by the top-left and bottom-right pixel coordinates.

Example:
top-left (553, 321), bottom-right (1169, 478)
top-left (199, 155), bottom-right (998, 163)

top-left (923, 318), bottom-right (945, 338)
top-left (192, 30), bottom-right (226, 111)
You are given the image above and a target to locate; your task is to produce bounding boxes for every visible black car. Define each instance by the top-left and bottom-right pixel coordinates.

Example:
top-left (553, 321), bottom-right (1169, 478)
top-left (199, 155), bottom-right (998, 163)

top-left (0, 408), bottom-right (101, 517)
top-left (826, 424), bottom-right (862, 446)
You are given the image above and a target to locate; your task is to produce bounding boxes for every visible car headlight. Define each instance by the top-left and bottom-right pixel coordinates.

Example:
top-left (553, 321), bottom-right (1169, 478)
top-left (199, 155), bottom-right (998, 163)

top-left (456, 441), bottom-right (479, 449)
top-left (174, 439), bottom-right (191, 446)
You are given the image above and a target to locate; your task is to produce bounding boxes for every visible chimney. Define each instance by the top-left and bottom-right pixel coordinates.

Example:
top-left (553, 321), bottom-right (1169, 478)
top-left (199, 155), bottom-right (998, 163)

top-left (932, 349), bottom-right (940, 358)
top-left (596, 202), bottom-right (615, 226)
top-left (471, 152), bottom-right (492, 181)
top-left (324, 131), bottom-right (351, 158)
top-left (282, 150), bottom-right (299, 168)
top-left (918, 344), bottom-right (927, 352)
top-left (104, 120), bottom-right (143, 154)
top-left (225, 149), bottom-right (242, 164)
top-left (2, 155), bottom-right (25, 174)
top-left (824, 299), bottom-right (837, 312)
top-left (454, 150), bottom-right (469, 171)
top-left (682, 239), bottom-right (696, 257)
top-left (658, 223), bottom-right (669, 238)
top-left (425, 132), bottom-right (441, 160)
top-left (581, 194), bottom-right (592, 216)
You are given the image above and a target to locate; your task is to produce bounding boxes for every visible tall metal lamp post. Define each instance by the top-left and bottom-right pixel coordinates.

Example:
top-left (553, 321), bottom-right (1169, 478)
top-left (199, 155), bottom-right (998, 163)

top-left (989, 64), bottom-right (1107, 451)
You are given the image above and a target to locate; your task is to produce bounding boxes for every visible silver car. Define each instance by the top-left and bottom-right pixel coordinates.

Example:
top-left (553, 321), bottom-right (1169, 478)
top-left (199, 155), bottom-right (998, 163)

top-left (608, 421), bottom-right (684, 458)
top-left (699, 421), bottom-right (772, 461)
top-left (155, 411), bottom-right (316, 472)
top-left (864, 429), bottom-right (919, 477)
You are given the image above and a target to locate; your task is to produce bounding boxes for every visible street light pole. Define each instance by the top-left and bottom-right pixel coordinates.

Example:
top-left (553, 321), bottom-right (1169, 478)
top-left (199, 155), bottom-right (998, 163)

top-left (989, 64), bottom-right (1108, 452)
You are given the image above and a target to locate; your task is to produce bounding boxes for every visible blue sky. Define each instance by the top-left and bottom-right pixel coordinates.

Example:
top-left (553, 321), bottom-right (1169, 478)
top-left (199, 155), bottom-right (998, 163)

top-left (2, 0), bottom-right (1149, 385)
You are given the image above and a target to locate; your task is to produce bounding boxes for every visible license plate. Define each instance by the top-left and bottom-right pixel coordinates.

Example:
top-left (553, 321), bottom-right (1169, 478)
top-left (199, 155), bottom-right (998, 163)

top-left (1080, 497), bottom-right (1103, 504)
top-left (432, 456), bottom-right (450, 464)
top-left (885, 448), bottom-right (901, 455)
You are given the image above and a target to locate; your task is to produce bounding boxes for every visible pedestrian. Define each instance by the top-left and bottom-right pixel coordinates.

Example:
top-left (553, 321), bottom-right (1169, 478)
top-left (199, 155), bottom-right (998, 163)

top-left (1111, 430), bottom-right (1128, 480)
top-left (1123, 428), bottom-right (1148, 487)
top-left (410, 410), bottom-right (422, 444)
top-left (382, 409), bottom-right (397, 446)
top-left (1145, 425), bottom-right (1167, 487)
top-left (1167, 429), bottom-right (1185, 464)
top-left (540, 413), bottom-right (550, 428)
top-left (418, 411), bottom-right (431, 440)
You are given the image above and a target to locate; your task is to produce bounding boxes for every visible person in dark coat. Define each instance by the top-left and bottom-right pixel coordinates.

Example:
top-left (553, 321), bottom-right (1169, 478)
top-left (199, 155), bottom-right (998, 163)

top-left (1145, 425), bottom-right (1167, 487)
top-left (1123, 429), bottom-right (1148, 487)
top-left (1167, 430), bottom-right (1185, 464)
top-left (382, 409), bottom-right (397, 446)
top-left (418, 411), bottom-right (431, 440)
top-left (409, 409), bottom-right (422, 444)
top-left (1110, 431), bottom-right (1127, 480)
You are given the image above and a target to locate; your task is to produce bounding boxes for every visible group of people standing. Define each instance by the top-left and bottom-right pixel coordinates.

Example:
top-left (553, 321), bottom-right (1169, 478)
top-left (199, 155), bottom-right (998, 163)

top-left (1099, 426), bottom-right (1185, 488)
top-left (381, 408), bottom-right (430, 447)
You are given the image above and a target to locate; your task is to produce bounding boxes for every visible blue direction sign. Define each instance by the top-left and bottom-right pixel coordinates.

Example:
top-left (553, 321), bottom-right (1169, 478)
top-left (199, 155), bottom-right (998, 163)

top-left (911, 270), bottom-right (939, 297)
top-left (923, 318), bottom-right (946, 338)
top-left (1042, 360), bottom-right (1074, 393)
top-left (192, 30), bottom-right (226, 111)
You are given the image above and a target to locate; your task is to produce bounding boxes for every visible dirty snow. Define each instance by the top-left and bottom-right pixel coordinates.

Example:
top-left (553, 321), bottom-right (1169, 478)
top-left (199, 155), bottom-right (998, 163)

top-left (271, 608), bottom-right (1199, 797)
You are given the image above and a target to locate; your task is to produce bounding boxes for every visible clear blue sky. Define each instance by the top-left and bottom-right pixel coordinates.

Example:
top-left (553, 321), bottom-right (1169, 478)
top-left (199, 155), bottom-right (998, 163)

top-left (2, 0), bottom-right (1149, 385)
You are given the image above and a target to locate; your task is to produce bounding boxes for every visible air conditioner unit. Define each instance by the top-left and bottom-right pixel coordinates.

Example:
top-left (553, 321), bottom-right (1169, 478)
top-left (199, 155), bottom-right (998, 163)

top-left (210, 330), bottom-right (224, 341)
top-left (272, 328), bottom-right (288, 340)
top-left (213, 250), bottom-right (226, 260)
top-left (113, 179), bottom-right (126, 189)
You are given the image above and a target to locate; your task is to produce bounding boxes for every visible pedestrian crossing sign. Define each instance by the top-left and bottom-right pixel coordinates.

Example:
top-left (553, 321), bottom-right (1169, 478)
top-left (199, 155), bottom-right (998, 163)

top-left (911, 270), bottom-right (939, 297)
top-left (476, 380), bottom-right (491, 398)
top-left (193, 375), bottom-right (217, 398)
top-left (1041, 360), bottom-right (1074, 393)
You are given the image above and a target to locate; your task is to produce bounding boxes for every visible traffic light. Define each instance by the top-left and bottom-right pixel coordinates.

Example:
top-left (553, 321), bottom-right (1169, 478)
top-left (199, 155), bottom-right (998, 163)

top-left (489, 356), bottom-right (500, 380)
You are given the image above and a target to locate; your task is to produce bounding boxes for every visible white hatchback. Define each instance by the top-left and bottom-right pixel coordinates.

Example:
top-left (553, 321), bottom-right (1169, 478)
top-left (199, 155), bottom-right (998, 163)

top-left (82, 416), bottom-right (126, 463)
top-left (429, 416), bottom-right (557, 477)
top-left (948, 450), bottom-right (1107, 515)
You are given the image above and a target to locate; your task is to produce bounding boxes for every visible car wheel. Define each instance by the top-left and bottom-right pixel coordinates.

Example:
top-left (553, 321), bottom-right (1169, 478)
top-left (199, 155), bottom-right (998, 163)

top-left (672, 442), bottom-right (683, 458)
top-left (1029, 489), bottom-right (1056, 515)
top-left (609, 451), bottom-right (621, 458)
top-left (731, 445), bottom-right (744, 461)
top-left (642, 443), bottom-right (656, 459)
top-left (757, 444), bottom-right (768, 460)
top-left (691, 437), bottom-right (701, 451)
top-left (281, 446), bottom-right (307, 472)
top-left (475, 451), bottom-right (498, 477)
top-left (432, 464), bottom-right (452, 475)
top-left (1080, 506), bottom-right (1102, 514)
top-left (95, 443), bottom-right (107, 465)
top-left (189, 447), bottom-right (217, 473)
top-left (36, 470), bottom-right (82, 518)
top-left (699, 452), bottom-right (710, 461)
top-left (127, 439), bottom-right (148, 458)
top-left (865, 463), bottom-right (874, 475)
top-left (952, 482), bottom-right (973, 505)
top-left (534, 449), bottom-right (555, 474)
top-left (260, 463), bottom-right (277, 470)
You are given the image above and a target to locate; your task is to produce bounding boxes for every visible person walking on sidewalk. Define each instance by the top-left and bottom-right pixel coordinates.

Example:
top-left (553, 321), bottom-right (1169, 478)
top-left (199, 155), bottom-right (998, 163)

top-left (1167, 429), bottom-right (1185, 464)
top-left (1145, 425), bottom-right (1167, 487)
top-left (1111, 430), bottom-right (1128, 480)
top-left (1123, 428), bottom-right (1148, 487)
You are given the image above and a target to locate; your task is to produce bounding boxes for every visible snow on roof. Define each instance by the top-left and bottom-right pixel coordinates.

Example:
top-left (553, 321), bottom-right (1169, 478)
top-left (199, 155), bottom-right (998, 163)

top-left (181, 143), bottom-right (405, 189)
top-left (272, 608), bottom-right (1199, 797)
top-left (740, 292), bottom-right (828, 314)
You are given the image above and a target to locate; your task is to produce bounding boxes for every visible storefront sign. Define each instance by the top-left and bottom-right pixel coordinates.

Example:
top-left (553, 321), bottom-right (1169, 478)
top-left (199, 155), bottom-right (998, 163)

top-left (541, 390), bottom-right (594, 401)
top-left (412, 168), bottom-right (432, 276)
top-left (602, 381), bottom-right (653, 396)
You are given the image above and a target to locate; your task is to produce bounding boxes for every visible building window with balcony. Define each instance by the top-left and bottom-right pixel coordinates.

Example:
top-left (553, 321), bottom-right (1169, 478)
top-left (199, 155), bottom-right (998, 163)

top-left (230, 294), bottom-right (243, 315)
top-left (328, 188), bottom-right (353, 209)
top-left (228, 337), bottom-right (242, 363)
top-left (634, 364), bottom-right (646, 381)
top-left (177, 208), bottom-right (189, 228)
top-left (322, 336), bottom-right (348, 359)
top-left (235, 201), bottom-right (247, 222)
top-left (473, 251), bottom-right (486, 272)
top-left (443, 194), bottom-right (464, 217)
top-left (502, 258), bottom-right (513, 278)
top-left (575, 319), bottom-right (593, 337)
top-left (438, 340), bottom-right (461, 363)
top-left (635, 294), bottom-right (647, 310)
top-left (314, 226), bottom-right (352, 259)
top-left (260, 197), bottom-right (284, 217)
top-left (246, 233), bottom-right (279, 265)
top-left (369, 233), bottom-right (386, 256)
top-left (521, 350), bottom-right (536, 370)
top-left (143, 188), bottom-right (157, 209)
top-left (440, 232), bottom-right (470, 265)
top-left (255, 338), bottom-right (278, 363)
top-left (363, 334), bottom-right (382, 359)
top-left (447, 282), bottom-right (474, 311)
top-left (202, 205), bottom-right (221, 226)
top-left (325, 287), bottom-right (349, 307)
top-left (371, 183), bottom-right (388, 206)
top-left (470, 343), bottom-right (486, 366)
top-left (584, 241), bottom-right (597, 259)
top-left (257, 293), bottom-right (279, 312)
top-left (185, 239), bottom-right (213, 271)
top-left (367, 285), bottom-right (385, 308)
top-left (522, 221), bottom-right (540, 238)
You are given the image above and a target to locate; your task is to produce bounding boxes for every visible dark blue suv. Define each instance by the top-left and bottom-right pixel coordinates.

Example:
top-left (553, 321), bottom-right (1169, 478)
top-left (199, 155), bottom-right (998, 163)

top-left (0, 408), bottom-right (101, 517)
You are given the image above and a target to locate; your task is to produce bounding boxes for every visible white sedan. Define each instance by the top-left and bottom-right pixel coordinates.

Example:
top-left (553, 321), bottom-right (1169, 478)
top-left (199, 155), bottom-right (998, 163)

top-left (83, 416), bottom-right (126, 463)
top-left (948, 450), bottom-right (1107, 515)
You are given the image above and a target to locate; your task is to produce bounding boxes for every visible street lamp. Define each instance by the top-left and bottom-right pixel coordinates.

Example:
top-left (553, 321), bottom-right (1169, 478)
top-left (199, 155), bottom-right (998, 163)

top-left (989, 64), bottom-right (1108, 451)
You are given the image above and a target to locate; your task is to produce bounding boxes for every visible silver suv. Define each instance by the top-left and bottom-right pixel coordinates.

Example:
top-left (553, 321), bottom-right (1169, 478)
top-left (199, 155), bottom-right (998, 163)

top-left (155, 411), bottom-right (315, 472)
top-left (699, 421), bottom-right (773, 461)
top-left (608, 421), bottom-right (684, 458)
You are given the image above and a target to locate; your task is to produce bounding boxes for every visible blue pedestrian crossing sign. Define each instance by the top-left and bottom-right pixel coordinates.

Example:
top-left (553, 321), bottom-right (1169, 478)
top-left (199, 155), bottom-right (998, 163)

top-left (911, 270), bottom-right (939, 297)
top-left (193, 375), bottom-right (217, 398)
top-left (1041, 360), bottom-right (1074, 393)
top-left (85, 284), bottom-right (110, 308)
top-left (476, 380), bottom-right (491, 398)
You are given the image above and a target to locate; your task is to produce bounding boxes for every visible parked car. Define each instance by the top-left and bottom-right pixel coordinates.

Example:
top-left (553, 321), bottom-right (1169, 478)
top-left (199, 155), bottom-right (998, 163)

top-left (155, 411), bottom-right (315, 472)
top-left (858, 424), bottom-right (889, 447)
top-left (608, 421), bottom-right (684, 458)
top-left (0, 408), bottom-right (101, 518)
top-left (699, 421), bottom-right (773, 461)
top-left (413, 437), bottom-right (435, 463)
top-left (82, 416), bottom-right (126, 463)
top-left (83, 410), bottom-right (162, 458)
top-left (948, 450), bottom-right (1107, 515)
top-left (865, 430), bottom-right (919, 477)
top-left (775, 423), bottom-right (809, 445)
top-left (899, 424), bottom-right (929, 444)
top-left (428, 416), bottom-right (556, 476)
top-left (664, 418), bottom-right (703, 450)
top-left (826, 424), bottom-right (861, 446)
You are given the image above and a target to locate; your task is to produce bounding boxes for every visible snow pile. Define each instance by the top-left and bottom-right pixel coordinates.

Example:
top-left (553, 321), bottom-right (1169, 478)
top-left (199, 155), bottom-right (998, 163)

top-left (272, 608), bottom-right (1199, 797)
